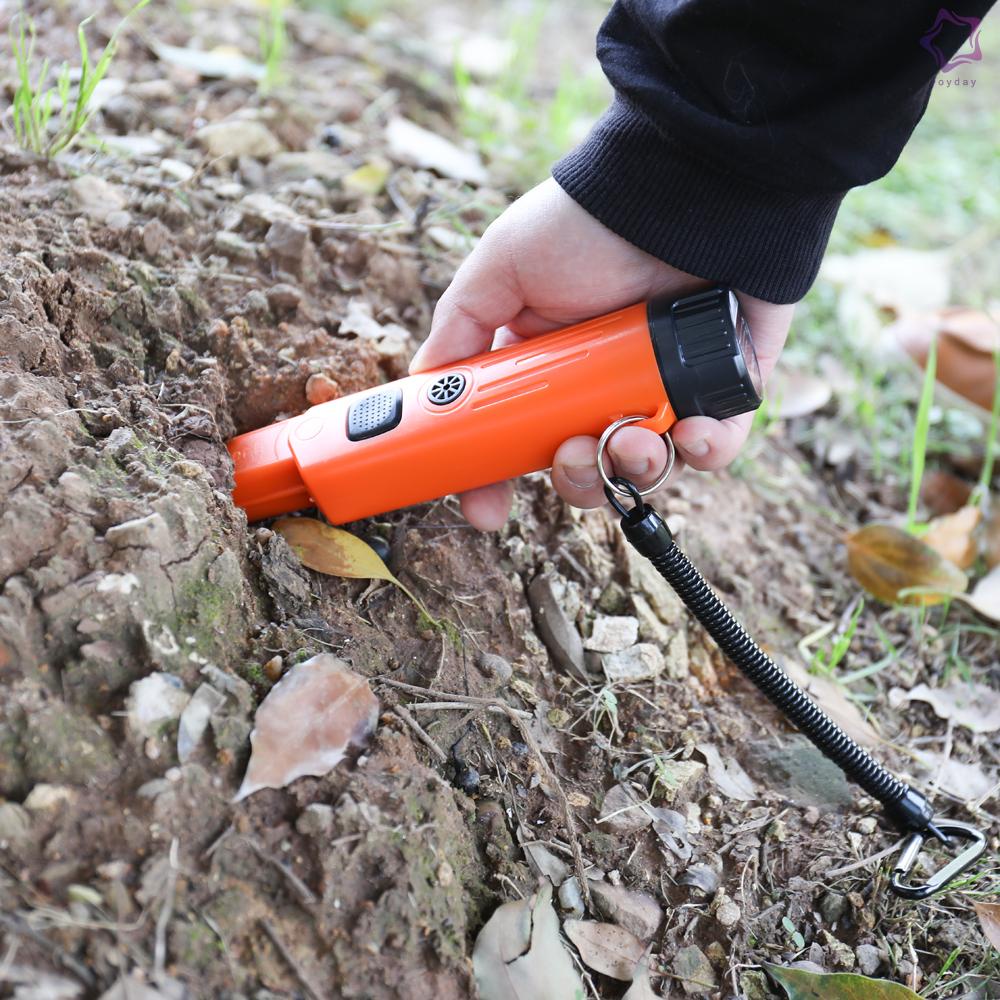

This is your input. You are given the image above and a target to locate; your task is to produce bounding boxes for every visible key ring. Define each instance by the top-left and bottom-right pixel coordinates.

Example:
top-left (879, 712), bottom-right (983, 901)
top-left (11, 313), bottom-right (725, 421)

top-left (597, 415), bottom-right (676, 499)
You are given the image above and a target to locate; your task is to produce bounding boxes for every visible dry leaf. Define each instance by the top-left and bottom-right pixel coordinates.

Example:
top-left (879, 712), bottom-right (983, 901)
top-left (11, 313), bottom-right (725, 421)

top-left (274, 517), bottom-right (436, 623)
top-left (845, 524), bottom-right (968, 605)
top-left (783, 660), bottom-right (880, 748)
top-left (235, 654), bottom-right (378, 802)
top-left (889, 679), bottom-right (1000, 734)
top-left (974, 901), bottom-right (1000, 951)
top-left (765, 963), bottom-right (921, 1000)
top-left (920, 470), bottom-right (973, 517)
top-left (923, 506), bottom-right (981, 570)
top-left (961, 564), bottom-right (1000, 622)
top-left (696, 743), bottom-right (756, 801)
top-left (769, 368), bottom-right (833, 419)
top-left (385, 116), bottom-right (487, 184)
top-left (622, 948), bottom-right (660, 1000)
top-left (472, 884), bottom-right (584, 1000)
top-left (892, 307), bottom-right (1000, 413)
top-left (564, 919), bottom-right (645, 982)
top-left (983, 506), bottom-right (1000, 569)
top-left (911, 751), bottom-right (996, 799)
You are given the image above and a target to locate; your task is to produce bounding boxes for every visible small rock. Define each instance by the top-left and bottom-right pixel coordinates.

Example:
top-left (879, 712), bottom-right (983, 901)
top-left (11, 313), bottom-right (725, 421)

top-left (296, 803), bottom-right (335, 837)
top-left (0, 802), bottom-right (31, 844)
top-left (263, 655), bottom-right (284, 682)
top-left (597, 581), bottom-right (629, 615)
top-left (714, 896), bottom-right (741, 929)
top-left (588, 881), bottom-right (662, 941)
top-left (267, 282), bottom-right (301, 316)
top-left (456, 768), bottom-right (480, 795)
top-left (633, 592), bottom-right (671, 646)
top-left (101, 93), bottom-right (143, 132)
top-left (821, 930), bottom-right (855, 969)
top-left (142, 218), bottom-right (171, 257)
top-left (385, 116), bottom-right (486, 183)
top-left (177, 683), bottom-right (226, 761)
top-left (196, 118), bottom-right (281, 158)
top-left (527, 574), bottom-right (586, 678)
top-left (476, 651), bottom-right (513, 685)
top-left (705, 941), bottom-right (727, 967)
top-left (558, 876), bottom-right (585, 918)
top-left (265, 219), bottom-right (310, 270)
top-left (856, 943), bottom-right (883, 977)
top-left (856, 816), bottom-right (878, 835)
top-left (70, 175), bottom-right (126, 222)
top-left (602, 643), bottom-right (665, 683)
top-left (126, 672), bottom-right (190, 741)
top-left (23, 784), bottom-right (76, 812)
top-left (214, 231), bottom-right (258, 261)
top-left (654, 758), bottom-right (705, 805)
top-left (105, 209), bottom-right (132, 229)
top-left (161, 158), bottom-right (195, 183)
top-left (818, 890), bottom-right (848, 926)
top-left (740, 970), bottom-right (772, 1000)
top-left (267, 150), bottom-right (345, 184)
top-left (673, 944), bottom-right (717, 996)
top-left (598, 783), bottom-right (650, 836)
top-left (305, 373), bottom-right (340, 405)
top-left (585, 615), bottom-right (639, 653)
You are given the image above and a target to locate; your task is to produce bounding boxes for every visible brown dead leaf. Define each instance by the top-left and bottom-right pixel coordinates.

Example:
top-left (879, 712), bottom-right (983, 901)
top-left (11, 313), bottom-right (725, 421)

top-left (893, 307), bottom-right (1000, 413)
top-left (923, 506), bottom-right (981, 570)
top-left (235, 654), bottom-right (378, 802)
top-left (564, 919), bottom-right (645, 982)
top-left (920, 470), bottom-right (973, 517)
top-left (845, 524), bottom-right (968, 605)
top-left (974, 901), bottom-right (1000, 951)
top-left (274, 517), bottom-right (436, 623)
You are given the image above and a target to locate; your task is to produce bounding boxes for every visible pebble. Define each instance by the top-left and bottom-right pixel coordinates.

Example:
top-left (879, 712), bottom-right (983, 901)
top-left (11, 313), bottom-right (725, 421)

top-left (265, 219), bottom-right (310, 269)
top-left (305, 373), bottom-right (340, 405)
top-left (588, 881), bottom-right (662, 941)
top-left (214, 231), bottom-right (258, 262)
top-left (602, 642), bottom-right (665, 683)
top-left (267, 282), bottom-right (302, 316)
top-left (856, 816), bottom-right (878, 835)
top-left (856, 943), bottom-right (883, 976)
top-left (456, 768), bottom-right (480, 795)
top-left (267, 150), bottom-right (345, 184)
top-left (584, 615), bottom-right (639, 653)
top-left (673, 944), bottom-right (717, 995)
top-left (656, 759), bottom-right (705, 805)
top-left (818, 890), bottom-right (848, 925)
top-left (101, 93), bottom-right (143, 132)
top-left (296, 803), bottom-right (335, 837)
top-left (126, 672), bottom-right (190, 740)
top-left (597, 783), bottom-right (650, 836)
top-left (714, 897), bottom-right (742, 929)
top-left (160, 157), bottom-right (195, 183)
top-left (476, 651), bottom-right (513, 685)
top-left (196, 118), bottom-right (281, 158)
top-left (558, 876), bottom-right (585, 918)
top-left (142, 218), bottom-right (171, 258)
top-left (70, 175), bottom-right (126, 222)
top-left (0, 802), bottom-right (31, 844)
top-left (821, 930), bottom-right (855, 969)
top-left (177, 683), bottom-right (226, 761)
top-left (23, 784), bottom-right (76, 811)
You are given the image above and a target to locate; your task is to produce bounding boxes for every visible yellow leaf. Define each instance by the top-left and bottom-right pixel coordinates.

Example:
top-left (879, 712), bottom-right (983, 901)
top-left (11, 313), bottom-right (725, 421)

top-left (342, 159), bottom-right (391, 197)
top-left (765, 964), bottom-right (921, 1000)
top-left (845, 524), bottom-right (968, 606)
top-left (923, 505), bottom-right (980, 570)
top-left (274, 517), bottom-right (436, 624)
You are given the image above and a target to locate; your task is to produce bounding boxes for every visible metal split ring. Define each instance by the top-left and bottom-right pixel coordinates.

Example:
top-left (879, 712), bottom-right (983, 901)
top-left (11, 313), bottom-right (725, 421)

top-left (596, 415), bottom-right (676, 499)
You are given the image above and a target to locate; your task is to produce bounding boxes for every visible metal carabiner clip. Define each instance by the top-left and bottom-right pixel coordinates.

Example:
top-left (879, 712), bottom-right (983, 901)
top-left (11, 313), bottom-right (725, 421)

top-left (890, 820), bottom-right (988, 900)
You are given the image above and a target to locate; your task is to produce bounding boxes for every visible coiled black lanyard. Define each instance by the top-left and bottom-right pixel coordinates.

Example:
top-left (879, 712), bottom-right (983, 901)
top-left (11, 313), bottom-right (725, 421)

top-left (606, 475), bottom-right (987, 900)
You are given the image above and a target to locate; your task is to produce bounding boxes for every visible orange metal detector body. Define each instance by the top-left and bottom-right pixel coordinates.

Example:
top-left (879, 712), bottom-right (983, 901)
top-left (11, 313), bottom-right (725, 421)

top-left (228, 288), bottom-right (760, 524)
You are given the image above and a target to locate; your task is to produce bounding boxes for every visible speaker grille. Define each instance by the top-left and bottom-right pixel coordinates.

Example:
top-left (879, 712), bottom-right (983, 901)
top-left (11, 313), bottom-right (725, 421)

top-left (428, 372), bottom-right (466, 406)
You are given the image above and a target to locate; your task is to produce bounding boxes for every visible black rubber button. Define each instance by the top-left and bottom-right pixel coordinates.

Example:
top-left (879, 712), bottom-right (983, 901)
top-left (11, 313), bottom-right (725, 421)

top-left (428, 372), bottom-right (466, 405)
top-left (347, 387), bottom-right (403, 441)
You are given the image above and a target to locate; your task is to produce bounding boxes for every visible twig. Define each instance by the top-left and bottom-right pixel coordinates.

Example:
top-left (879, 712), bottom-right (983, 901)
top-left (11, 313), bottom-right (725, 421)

top-left (241, 838), bottom-right (318, 907)
top-left (259, 919), bottom-right (327, 1000)
top-left (823, 838), bottom-right (905, 878)
top-left (0, 914), bottom-right (95, 987)
top-left (376, 678), bottom-right (531, 716)
top-left (393, 705), bottom-right (447, 763)
top-left (154, 838), bottom-right (179, 984)
top-left (407, 701), bottom-right (523, 718)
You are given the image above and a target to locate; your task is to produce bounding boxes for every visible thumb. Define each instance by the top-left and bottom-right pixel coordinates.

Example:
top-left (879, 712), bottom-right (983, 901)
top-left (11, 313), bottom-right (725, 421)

top-left (409, 230), bottom-right (524, 373)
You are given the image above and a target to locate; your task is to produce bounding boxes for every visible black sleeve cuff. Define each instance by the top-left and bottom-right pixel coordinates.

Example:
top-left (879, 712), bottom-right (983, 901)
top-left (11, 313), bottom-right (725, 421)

top-left (552, 95), bottom-right (847, 305)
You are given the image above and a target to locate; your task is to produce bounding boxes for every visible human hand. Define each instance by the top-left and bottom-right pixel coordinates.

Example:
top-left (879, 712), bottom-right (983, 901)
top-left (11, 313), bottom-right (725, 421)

top-left (409, 178), bottom-right (795, 530)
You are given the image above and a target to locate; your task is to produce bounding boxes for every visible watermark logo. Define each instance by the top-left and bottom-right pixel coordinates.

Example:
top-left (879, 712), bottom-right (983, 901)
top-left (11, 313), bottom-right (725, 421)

top-left (920, 9), bottom-right (984, 71)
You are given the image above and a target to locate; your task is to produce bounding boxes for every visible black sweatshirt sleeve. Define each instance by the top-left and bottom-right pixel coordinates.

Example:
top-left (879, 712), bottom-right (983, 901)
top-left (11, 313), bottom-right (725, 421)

top-left (553, 2), bottom-right (993, 303)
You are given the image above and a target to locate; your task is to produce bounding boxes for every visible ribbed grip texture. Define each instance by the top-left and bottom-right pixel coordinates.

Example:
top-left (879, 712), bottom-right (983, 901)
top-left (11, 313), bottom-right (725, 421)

top-left (647, 542), bottom-right (909, 807)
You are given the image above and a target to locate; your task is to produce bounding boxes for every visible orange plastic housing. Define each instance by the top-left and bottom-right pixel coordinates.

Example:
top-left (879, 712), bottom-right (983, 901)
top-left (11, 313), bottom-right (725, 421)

top-left (228, 302), bottom-right (676, 524)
